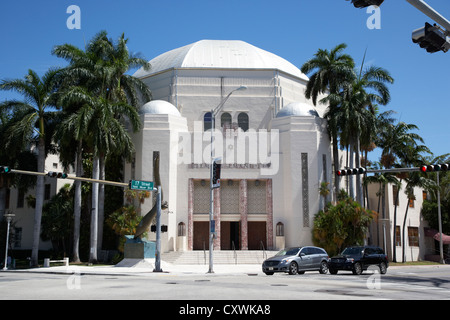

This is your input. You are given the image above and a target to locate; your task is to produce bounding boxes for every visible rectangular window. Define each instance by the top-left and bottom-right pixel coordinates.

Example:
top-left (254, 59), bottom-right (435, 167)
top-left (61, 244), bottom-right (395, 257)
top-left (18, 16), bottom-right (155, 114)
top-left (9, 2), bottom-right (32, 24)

top-left (17, 189), bottom-right (25, 208)
top-left (44, 184), bottom-right (51, 201)
top-left (395, 226), bottom-right (401, 247)
top-left (408, 227), bottom-right (419, 247)
top-left (14, 227), bottom-right (22, 248)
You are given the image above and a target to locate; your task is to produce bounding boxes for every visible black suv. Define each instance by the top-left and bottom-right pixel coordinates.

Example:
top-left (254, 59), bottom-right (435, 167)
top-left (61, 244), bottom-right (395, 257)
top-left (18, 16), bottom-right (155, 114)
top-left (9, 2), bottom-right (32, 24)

top-left (329, 246), bottom-right (388, 275)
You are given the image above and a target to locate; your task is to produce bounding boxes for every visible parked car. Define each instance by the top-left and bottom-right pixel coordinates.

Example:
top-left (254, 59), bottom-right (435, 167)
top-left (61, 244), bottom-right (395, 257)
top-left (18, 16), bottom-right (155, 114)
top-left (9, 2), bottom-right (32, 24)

top-left (262, 246), bottom-right (329, 275)
top-left (329, 246), bottom-right (388, 275)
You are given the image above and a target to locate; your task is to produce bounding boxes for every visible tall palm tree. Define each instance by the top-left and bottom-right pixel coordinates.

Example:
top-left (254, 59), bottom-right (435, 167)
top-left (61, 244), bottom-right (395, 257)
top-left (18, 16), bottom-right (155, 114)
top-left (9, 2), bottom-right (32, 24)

top-left (301, 44), bottom-right (355, 199)
top-left (0, 68), bottom-right (61, 267)
top-left (323, 64), bottom-right (393, 204)
top-left (53, 31), bottom-right (151, 262)
top-left (377, 121), bottom-right (425, 169)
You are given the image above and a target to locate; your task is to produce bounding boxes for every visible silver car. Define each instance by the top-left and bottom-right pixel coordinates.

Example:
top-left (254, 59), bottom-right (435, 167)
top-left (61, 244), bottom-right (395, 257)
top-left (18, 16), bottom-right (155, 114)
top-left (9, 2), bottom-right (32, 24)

top-left (262, 246), bottom-right (329, 275)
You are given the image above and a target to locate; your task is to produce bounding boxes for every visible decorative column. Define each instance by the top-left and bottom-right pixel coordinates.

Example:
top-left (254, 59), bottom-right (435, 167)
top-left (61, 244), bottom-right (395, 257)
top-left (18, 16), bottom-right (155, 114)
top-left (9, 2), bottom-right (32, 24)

top-left (213, 188), bottom-right (221, 250)
top-left (187, 178), bottom-right (194, 251)
top-left (266, 179), bottom-right (274, 249)
top-left (240, 179), bottom-right (248, 250)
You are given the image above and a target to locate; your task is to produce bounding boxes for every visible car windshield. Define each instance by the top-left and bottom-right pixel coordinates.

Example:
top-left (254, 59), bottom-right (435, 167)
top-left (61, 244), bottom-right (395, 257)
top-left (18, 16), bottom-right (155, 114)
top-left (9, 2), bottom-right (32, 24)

top-left (342, 247), bottom-right (363, 255)
top-left (275, 248), bottom-right (300, 256)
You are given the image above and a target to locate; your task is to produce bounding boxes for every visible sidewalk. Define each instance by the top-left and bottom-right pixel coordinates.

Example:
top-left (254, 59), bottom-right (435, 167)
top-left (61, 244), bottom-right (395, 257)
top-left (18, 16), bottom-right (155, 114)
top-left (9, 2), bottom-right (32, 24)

top-left (3, 258), bottom-right (263, 276)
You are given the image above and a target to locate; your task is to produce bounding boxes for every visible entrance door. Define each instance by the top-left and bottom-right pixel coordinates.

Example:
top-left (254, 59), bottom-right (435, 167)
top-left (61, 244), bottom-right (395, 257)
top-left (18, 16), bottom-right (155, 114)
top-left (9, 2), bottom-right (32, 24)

top-left (221, 221), bottom-right (240, 250)
top-left (248, 221), bottom-right (266, 250)
top-left (193, 221), bottom-right (209, 250)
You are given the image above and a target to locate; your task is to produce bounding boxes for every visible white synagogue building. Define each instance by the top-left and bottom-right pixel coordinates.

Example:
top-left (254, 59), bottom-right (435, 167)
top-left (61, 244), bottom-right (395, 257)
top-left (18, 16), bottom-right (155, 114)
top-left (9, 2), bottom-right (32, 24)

top-left (126, 40), bottom-right (333, 253)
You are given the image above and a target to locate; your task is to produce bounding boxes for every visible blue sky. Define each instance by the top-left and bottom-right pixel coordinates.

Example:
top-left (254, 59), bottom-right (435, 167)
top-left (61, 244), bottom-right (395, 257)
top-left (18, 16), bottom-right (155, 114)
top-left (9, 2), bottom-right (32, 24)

top-left (1, 0), bottom-right (449, 163)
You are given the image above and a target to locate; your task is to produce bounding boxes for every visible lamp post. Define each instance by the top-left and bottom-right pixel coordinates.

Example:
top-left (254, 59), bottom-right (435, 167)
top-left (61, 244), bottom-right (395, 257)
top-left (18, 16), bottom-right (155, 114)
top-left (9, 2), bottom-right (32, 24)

top-left (3, 213), bottom-right (15, 270)
top-left (208, 85), bottom-right (247, 273)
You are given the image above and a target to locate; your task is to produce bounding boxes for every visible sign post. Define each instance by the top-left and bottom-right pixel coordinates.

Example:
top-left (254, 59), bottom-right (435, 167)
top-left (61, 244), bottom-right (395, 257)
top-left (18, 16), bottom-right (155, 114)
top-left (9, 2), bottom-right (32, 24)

top-left (129, 180), bottom-right (154, 191)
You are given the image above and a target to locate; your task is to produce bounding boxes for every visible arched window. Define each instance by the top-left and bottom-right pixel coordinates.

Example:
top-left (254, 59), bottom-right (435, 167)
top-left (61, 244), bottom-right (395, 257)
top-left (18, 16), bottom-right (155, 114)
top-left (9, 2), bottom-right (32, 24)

top-left (276, 222), bottom-right (284, 237)
top-left (178, 222), bottom-right (186, 237)
top-left (221, 112), bottom-right (232, 130)
top-left (238, 112), bottom-right (249, 132)
top-left (204, 112), bottom-right (212, 131)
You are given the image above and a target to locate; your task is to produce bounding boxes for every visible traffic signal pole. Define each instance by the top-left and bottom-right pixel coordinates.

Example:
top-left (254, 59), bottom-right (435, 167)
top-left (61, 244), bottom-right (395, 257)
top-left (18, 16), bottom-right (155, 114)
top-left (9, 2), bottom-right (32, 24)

top-left (9, 168), bottom-right (129, 188)
top-left (406, 0), bottom-right (450, 34)
top-left (337, 164), bottom-right (448, 264)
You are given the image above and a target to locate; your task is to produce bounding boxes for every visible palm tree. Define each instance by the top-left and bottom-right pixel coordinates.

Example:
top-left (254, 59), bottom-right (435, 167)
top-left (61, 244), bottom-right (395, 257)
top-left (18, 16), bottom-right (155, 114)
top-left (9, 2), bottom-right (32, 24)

top-left (323, 64), bottom-right (394, 204)
top-left (301, 44), bottom-right (355, 199)
top-left (0, 68), bottom-right (61, 266)
top-left (53, 31), bottom-right (151, 262)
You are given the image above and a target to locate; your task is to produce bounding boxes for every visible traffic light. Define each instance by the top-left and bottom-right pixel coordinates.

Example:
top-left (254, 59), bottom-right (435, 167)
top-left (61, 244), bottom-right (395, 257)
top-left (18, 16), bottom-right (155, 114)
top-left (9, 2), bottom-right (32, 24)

top-left (212, 161), bottom-right (221, 189)
top-left (336, 167), bottom-right (366, 176)
top-left (347, 0), bottom-right (384, 8)
top-left (420, 164), bottom-right (450, 172)
top-left (412, 22), bottom-right (450, 53)
top-left (0, 166), bottom-right (11, 173)
top-left (47, 171), bottom-right (68, 179)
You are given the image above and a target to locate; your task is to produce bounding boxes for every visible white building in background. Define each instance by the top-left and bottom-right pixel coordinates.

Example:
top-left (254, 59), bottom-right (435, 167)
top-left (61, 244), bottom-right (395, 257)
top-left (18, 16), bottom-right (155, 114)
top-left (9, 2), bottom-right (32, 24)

top-left (126, 40), bottom-right (334, 253)
top-left (2, 154), bottom-right (73, 251)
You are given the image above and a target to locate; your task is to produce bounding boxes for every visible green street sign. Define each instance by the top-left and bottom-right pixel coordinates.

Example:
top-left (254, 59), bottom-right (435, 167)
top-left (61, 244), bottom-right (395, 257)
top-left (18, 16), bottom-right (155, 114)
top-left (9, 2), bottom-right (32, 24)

top-left (129, 180), bottom-right (155, 191)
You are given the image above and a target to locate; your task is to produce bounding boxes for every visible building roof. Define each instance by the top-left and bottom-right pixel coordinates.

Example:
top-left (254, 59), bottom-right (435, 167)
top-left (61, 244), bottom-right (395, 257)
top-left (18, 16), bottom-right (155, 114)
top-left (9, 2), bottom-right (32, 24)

top-left (276, 102), bottom-right (319, 118)
top-left (140, 100), bottom-right (181, 117)
top-left (133, 40), bottom-right (308, 81)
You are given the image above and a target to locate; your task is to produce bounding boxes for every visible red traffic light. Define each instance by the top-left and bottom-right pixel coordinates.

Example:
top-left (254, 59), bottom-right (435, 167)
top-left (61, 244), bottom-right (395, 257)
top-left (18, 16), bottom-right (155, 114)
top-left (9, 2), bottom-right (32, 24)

top-left (336, 168), bottom-right (366, 176)
top-left (421, 164), bottom-right (450, 173)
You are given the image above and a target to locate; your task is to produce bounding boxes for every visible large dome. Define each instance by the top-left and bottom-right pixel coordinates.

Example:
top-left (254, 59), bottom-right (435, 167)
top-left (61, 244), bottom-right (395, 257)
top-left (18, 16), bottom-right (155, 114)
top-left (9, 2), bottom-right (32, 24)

top-left (134, 40), bottom-right (308, 81)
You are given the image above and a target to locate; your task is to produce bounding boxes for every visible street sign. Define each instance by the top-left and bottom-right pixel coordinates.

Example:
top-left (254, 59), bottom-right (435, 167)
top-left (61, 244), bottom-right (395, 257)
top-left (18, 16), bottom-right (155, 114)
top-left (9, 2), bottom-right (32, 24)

top-left (129, 180), bottom-right (155, 191)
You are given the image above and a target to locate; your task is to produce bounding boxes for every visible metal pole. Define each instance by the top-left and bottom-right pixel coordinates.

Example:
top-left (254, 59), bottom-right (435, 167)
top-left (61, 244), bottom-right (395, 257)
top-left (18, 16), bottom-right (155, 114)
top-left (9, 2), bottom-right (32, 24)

top-left (406, 0), bottom-right (450, 34)
top-left (3, 217), bottom-right (11, 270)
top-left (10, 168), bottom-right (129, 188)
top-left (436, 172), bottom-right (445, 264)
top-left (208, 110), bottom-right (215, 274)
top-left (154, 186), bottom-right (162, 272)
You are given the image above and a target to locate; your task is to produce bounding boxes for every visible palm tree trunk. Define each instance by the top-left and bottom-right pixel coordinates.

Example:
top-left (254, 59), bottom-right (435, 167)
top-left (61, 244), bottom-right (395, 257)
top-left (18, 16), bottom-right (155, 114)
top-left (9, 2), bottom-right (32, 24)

top-left (89, 156), bottom-right (99, 263)
top-left (72, 142), bottom-right (83, 263)
top-left (402, 202), bottom-right (410, 263)
top-left (31, 137), bottom-right (45, 267)
top-left (392, 181), bottom-right (401, 263)
top-left (332, 133), bottom-right (340, 202)
top-left (349, 141), bottom-right (355, 199)
top-left (355, 133), bottom-right (363, 205)
top-left (97, 155), bottom-right (105, 255)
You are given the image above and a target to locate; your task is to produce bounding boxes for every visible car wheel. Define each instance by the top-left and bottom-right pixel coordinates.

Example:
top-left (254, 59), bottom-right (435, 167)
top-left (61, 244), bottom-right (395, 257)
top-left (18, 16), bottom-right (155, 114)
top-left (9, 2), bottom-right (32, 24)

top-left (329, 268), bottom-right (338, 275)
top-left (264, 272), bottom-right (274, 276)
top-left (288, 262), bottom-right (298, 275)
top-left (319, 261), bottom-right (329, 274)
top-left (352, 262), bottom-right (363, 275)
top-left (379, 262), bottom-right (387, 274)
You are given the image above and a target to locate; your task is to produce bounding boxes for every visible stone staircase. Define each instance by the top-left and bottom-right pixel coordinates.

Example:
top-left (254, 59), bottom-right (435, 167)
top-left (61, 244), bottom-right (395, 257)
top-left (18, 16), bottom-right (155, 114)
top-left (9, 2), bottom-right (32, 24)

top-left (161, 250), bottom-right (278, 265)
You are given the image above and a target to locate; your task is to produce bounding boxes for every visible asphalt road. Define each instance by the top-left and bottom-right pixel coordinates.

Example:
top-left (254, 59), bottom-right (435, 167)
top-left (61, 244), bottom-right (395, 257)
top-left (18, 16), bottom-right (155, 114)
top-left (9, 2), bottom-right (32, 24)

top-left (1, 265), bottom-right (450, 302)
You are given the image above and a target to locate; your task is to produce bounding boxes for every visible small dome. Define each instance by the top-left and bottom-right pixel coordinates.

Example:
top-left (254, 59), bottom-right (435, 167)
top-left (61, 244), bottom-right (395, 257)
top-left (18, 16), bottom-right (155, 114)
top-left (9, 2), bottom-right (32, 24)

top-left (140, 100), bottom-right (181, 117)
top-left (276, 102), bottom-right (319, 118)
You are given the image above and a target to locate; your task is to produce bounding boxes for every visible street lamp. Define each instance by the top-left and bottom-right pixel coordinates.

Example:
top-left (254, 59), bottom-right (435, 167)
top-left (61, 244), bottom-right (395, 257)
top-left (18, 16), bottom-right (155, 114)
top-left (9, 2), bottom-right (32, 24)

top-left (208, 85), bottom-right (247, 273)
top-left (3, 213), bottom-right (15, 270)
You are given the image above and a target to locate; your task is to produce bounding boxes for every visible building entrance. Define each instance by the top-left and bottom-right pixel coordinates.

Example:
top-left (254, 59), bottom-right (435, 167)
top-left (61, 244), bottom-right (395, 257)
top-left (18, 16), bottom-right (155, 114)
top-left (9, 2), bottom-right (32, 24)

top-left (221, 221), bottom-right (240, 250)
top-left (248, 221), bottom-right (267, 250)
